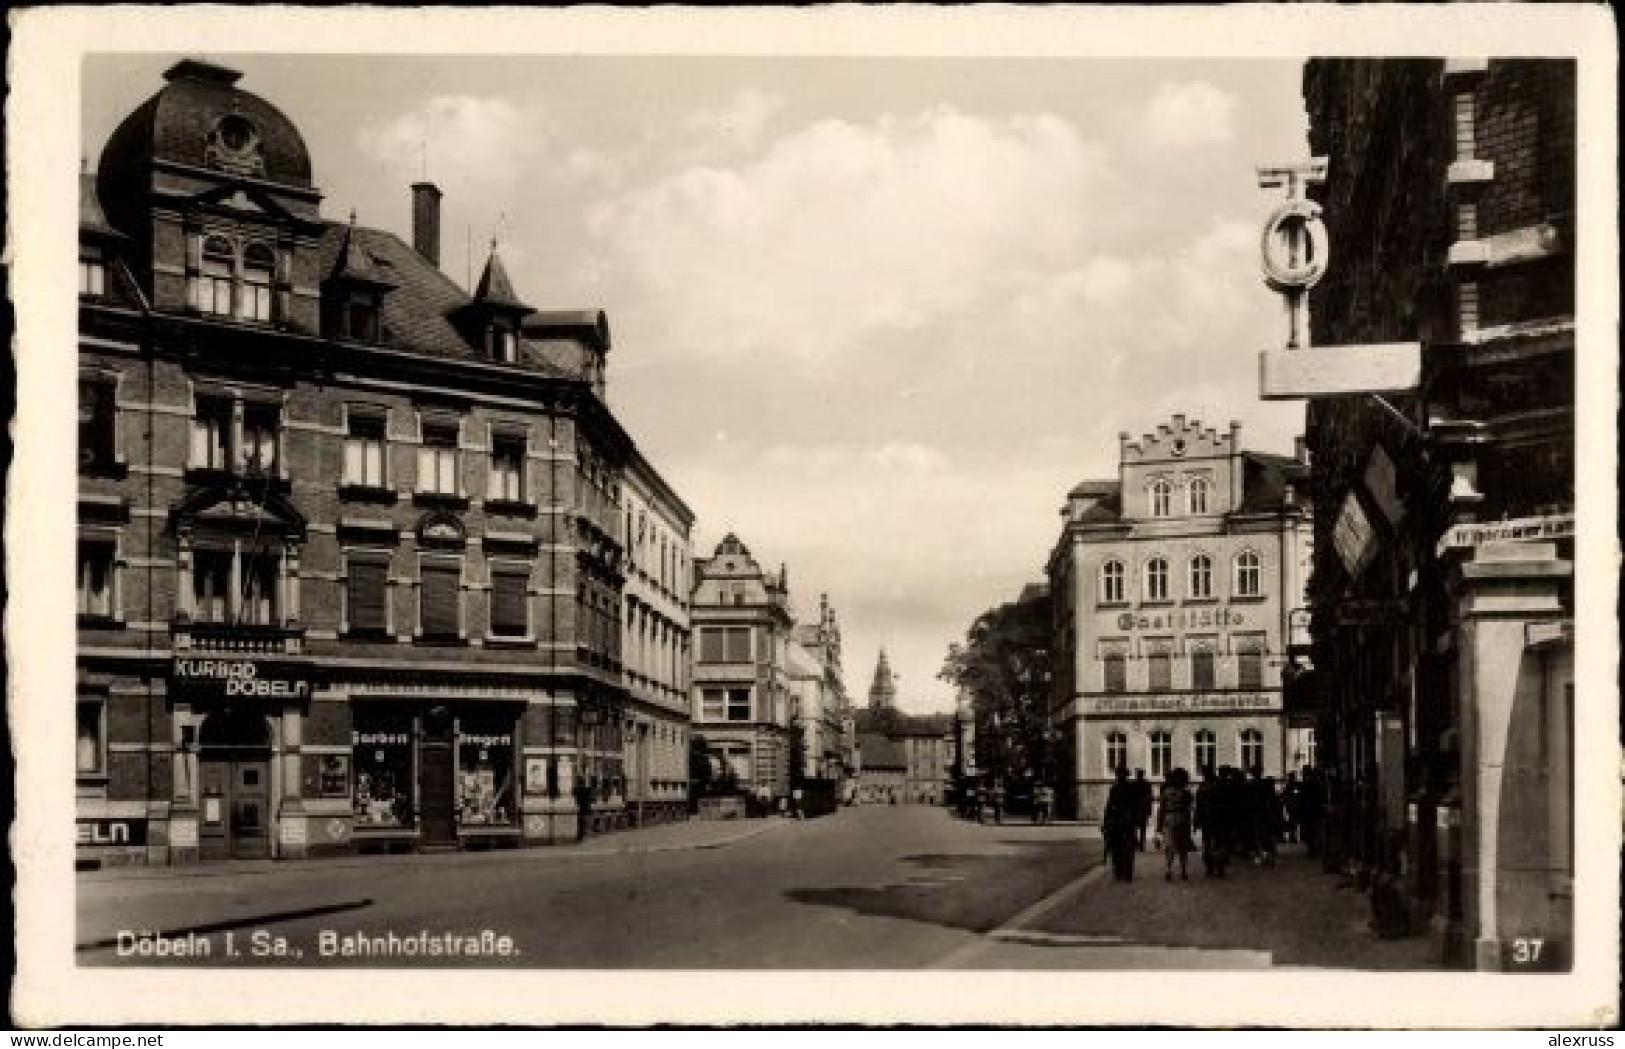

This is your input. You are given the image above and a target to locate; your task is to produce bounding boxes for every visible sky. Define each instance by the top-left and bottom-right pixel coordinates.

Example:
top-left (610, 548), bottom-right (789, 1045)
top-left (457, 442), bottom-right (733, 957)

top-left (83, 52), bottom-right (1311, 715)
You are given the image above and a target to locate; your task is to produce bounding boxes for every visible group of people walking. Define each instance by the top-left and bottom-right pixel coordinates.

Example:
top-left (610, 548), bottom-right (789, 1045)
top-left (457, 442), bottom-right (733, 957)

top-left (1102, 764), bottom-right (1326, 882)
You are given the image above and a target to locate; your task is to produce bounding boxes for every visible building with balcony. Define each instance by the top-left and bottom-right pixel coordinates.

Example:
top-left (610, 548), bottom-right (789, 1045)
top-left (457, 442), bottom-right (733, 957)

top-left (1046, 415), bottom-right (1313, 821)
top-left (75, 58), bottom-right (687, 865)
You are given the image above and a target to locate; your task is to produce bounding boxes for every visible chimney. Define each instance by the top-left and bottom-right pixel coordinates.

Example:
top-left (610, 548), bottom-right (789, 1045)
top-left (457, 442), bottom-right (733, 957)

top-left (411, 182), bottom-right (442, 266)
top-left (1229, 420), bottom-right (1246, 510)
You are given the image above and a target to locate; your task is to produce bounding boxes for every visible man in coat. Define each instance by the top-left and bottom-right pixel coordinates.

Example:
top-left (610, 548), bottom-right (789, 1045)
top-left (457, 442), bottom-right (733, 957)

top-left (1102, 766), bottom-right (1139, 881)
top-left (1132, 768), bottom-right (1154, 850)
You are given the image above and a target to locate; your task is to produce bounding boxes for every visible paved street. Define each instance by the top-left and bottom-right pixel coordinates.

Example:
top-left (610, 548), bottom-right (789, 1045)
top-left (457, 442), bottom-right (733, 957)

top-left (79, 806), bottom-right (1437, 970)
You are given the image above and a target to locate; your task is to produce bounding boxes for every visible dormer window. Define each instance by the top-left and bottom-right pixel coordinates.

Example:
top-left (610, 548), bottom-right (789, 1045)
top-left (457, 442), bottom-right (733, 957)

top-left (491, 326), bottom-right (517, 364)
top-left (341, 292), bottom-right (380, 343)
top-left (191, 235), bottom-right (278, 323)
top-left (240, 243), bottom-right (276, 322)
top-left (196, 236), bottom-right (234, 316)
top-left (79, 249), bottom-right (107, 298)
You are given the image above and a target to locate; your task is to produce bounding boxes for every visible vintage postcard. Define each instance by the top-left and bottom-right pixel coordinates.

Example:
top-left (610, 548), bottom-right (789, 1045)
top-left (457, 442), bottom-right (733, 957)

top-left (7, 3), bottom-right (1619, 1029)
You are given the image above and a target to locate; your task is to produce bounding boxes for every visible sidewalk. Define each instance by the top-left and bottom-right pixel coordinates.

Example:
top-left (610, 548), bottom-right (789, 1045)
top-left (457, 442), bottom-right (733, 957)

top-left (78, 813), bottom-right (789, 884)
top-left (1027, 840), bottom-right (1443, 970)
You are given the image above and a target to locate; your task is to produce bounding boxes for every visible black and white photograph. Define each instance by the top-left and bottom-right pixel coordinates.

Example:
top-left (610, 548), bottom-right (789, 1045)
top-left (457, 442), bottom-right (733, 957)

top-left (7, 3), bottom-right (1618, 1029)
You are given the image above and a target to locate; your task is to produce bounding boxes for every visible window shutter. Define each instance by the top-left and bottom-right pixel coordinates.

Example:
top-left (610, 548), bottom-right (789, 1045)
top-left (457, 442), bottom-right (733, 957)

top-left (421, 563), bottom-right (460, 636)
top-left (348, 560), bottom-right (388, 632)
top-left (491, 569), bottom-right (528, 636)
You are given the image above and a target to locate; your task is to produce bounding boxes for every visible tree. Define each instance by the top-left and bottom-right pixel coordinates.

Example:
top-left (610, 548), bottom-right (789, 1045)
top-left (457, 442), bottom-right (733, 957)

top-left (940, 587), bottom-right (1055, 789)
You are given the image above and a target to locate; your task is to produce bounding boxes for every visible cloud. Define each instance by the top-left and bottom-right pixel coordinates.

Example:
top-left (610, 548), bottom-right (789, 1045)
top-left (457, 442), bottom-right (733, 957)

top-left (1140, 80), bottom-right (1239, 149)
top-left (681, 88), bottom-right (785, 157)
top-left (358, 96), bottom-right (532, 195)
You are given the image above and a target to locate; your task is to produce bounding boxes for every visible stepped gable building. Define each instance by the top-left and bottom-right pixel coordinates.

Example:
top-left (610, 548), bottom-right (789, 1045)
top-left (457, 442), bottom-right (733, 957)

top-left (1047, 415), bottom-right (1313, 822)
top-left (688, 534), bottom-right (796, 801)
top-left (1296, 59), bottom-right (1575, 969)
top-left (75, 59), bottom-right (693, 864)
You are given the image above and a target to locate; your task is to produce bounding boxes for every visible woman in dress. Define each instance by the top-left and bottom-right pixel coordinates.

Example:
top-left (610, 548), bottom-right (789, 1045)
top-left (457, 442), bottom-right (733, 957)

top-left (1156, 767), bottom-right (1196, 881)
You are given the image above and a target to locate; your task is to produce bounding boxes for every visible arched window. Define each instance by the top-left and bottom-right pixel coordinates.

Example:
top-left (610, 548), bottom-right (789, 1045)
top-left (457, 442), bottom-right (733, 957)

top-left (1188, 477), bottom-right (1210, 515)
top-left (196, 236), bottom-right (234, 316)
top-left (1149, 730), bottom-right (1172, 778)
top-left (1239, 728), bottom-right (1264, 772)
top-left (1188, 554), bottom-right (1213, 599)
top-left (240, 243), bottom-right (275, 322)
top-left (1104, 731), bottom-right (1128, 775)
top-left (1098, 559), bottom-right (1125, 604)
top-left (1193, 729), bottom-right (1217, 773)
top-left (1145, 557), bottom-right (1169, 601)
top-left (1234, 550), bottom-right (1262, 597)
top-left (1150, 478), bottom-right (1173, 517)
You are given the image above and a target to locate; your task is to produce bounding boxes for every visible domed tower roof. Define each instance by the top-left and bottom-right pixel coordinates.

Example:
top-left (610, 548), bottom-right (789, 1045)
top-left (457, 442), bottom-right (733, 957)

top-left (96, 58), bottom-right (319, 238)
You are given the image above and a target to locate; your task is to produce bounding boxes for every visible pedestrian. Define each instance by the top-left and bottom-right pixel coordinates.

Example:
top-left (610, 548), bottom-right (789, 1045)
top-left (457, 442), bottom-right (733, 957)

top-left (1034, 783), bottom-right (1055, 825)
top-left (1249, 767), bottom-right (1278, 867)
top-left (1298, 766), bottom-right (1325, 856)
top-left (1156, 767), bottom-right (1195, 880)
top-left (1282, 772), bottom-right (1301, 844)
top-left (1132, 769), bottom-right (1153, 850)
top-left (1194, 764), bottom-right (1229, 877)
top-left (1102, 766), bottom-right (1138, 882)
top-left (573, 777), bottom-right (594, 842)
top-left (791, 784), bottom-right (805, 820)
top-left (991, 781), bottom-right (1006, 825)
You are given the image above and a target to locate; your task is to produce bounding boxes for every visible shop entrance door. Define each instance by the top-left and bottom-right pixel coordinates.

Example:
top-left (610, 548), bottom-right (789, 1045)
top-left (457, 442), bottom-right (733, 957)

top-left (198, 710), bottom-right (274, 861)
top-left (419, 708), bottom-right (457, 848)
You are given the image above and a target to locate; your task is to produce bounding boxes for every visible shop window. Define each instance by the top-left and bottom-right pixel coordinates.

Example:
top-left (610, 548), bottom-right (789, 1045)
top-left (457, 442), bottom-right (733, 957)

top-left (77, 700), bottom-right (105, 775)
top-left (1188, 477), bottom-right (1210, 515)
top-left (1238, 649), bottom-right (1264, 689)
top-left (1191, 649), bottom-right (1216, 690)
top-left (343, 412), bottom-right (388, 489)
top-left (1239, 728), bottom-right (1264, 772)
top-left (240, 243), bottom-right (275, 322)
top-left (1145, 558), bottom-right (1169, 602)
top-left (190, 398), bottom-right (233, 471)
top-left (353, 716), bottom-right (414, 828)
top-left (1098, 560), bottom-right (1125, 605)
top-left (194, 236), bottom-right (235, 316)
top-left (1234, 551), bottom-right (1262, 597)
top-left (1149, 730), bottom-right (1172, 778)
top-left (1147, 651), bottom-right (1172, 691)
top-left (487, 434), bottom-right (526, 503)
top-left (1150, 479), bottom-right (1173, 518)
top-left (417, 420), bottom-right (460, 496)
top-left (1188, 554), bottom-right (1213, 599)
top-left (345, 555), bottom-right (390, 634)
top-left (419, 560), bottom-right (462, 639)
top-left (77, 541), bottom-right (116, 620)
top-left (700, 626), bottom-right (752, 663)
top-left (78, 380), bottom-right (119, 473)
top-left (80, 251), bottom-right (107, 298)
top-left (1193, 729), bottom-right (1217, 774)
top-left (489, 566), bottom-right (530, 639)
top-left (457, 718), bottom-right (516, 826)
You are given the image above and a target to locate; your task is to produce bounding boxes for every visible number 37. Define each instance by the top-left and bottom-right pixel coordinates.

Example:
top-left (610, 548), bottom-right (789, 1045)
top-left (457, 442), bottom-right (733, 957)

top-left (1512, 938), bottom-right (1544, 964)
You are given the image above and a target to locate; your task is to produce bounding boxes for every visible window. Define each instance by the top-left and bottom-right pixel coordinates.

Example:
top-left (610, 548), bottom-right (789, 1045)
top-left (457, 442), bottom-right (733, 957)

top-left (419, 560), bottom-right (461, 638)
top-left (488, 434), bottom-right (525, 502)
top-left (417, 421), bottom-right (460, 496)
top-left (80, 252), bottom-right (106, 298)
top-left (1238, 649), bottom-right (1264, 689)
top-left (77, 701), bottom-right (105, 775)
top-left (1105, 731), bottom-right (1128, 774)
top-left (699, 626), bottom-right (752, 663)
top-left (1150, 479), bottom-right (1173, 517)
top-left (1191, 649), bottom-right (1216, 690)
top-left (192, 551), bottom-right (231, 624)
top-left (1103, 652), bottom-right (1127, 693)
top-left (343, 413), bottom-right (387, 488)
top-left (492, 327), bottom-right (516, 363)
top-left (1149, 730), bottom-right (1172, 778)
top-left (1188, 554), bottom-right (1213, 599)
top-left (78, 381), bottom-right (117, 472)
top-left (1239, 728), bottom-right (1264, 772)
top-left (1234, 551), bottom-right (1262, 597)
top-left (240, 243), bottom-right (275, 322)
top-left (353, 712), bottom-right (414, 828)
top-left (77, 542), bottom-right (115, 618)
top-left (1099, 560), bottom-right (1125, 604)
top-left (1188, 477), bottom-right (1210, 515)
top-left (341, 293), bottom-right (380, 343)
top-left (1145, 557), bottom-right (1169, 601)
top-left (1147, 650), bottom-right (1172, 691)
top-left (240, 404), bottom-right (280, 475)
top-left (238, 552), bottom-right (280, 625)
top-left (190, 398), bottom-right (232, 471)
top-left (345, 555), bottom-right (389, 634)
top-left (195, 236), bottom-right (234, 316)
top-left (726, 688), bottom-right (752, 722)
top-left (1193, 729), bottom-right (1217, 774)
top-left (456, 714), bottom-right (517, 826)
top-left (700, 688), bottom-right (726, 720)
top-left (489, 565), bottom-right (529, 638)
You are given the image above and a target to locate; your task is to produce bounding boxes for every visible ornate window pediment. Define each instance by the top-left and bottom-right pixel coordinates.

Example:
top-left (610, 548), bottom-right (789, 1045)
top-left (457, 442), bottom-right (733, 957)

top-left (416, 510), bottom-right (467, 547)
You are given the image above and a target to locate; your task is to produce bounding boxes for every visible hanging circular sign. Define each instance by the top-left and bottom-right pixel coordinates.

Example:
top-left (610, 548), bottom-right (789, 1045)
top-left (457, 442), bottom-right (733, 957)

top-left (1259, 199), bottom-right (1329, 293)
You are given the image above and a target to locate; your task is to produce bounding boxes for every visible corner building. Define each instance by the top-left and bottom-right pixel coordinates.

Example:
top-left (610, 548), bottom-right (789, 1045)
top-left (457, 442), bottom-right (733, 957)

top-left (75, 60), bottom-right (688, 864)
top-left (1048, 416), bottom-right (1312, 821)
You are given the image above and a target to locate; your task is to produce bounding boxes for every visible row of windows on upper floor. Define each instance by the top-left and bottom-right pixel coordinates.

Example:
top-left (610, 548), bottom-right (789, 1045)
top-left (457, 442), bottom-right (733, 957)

top-left (1095, 552), bottom-right (1263, 604)
top-left (1098, 649), bottom-right (1266, 692)
top-left (1146, 476), bottom-right (1213, 518)
top-left (1102, 727), bottom-right (1297, 780)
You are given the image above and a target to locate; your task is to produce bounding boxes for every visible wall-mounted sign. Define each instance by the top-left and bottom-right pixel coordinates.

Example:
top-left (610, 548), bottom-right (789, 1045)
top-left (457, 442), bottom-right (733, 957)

top-left (1084, 692), bottom-right (1282, 716)
top-left (1364, 446), bottom-right (1406, 526)
top-left (1332, 492), bottom-right (1377, 578)
top-left (172, 657), bottom-right (312, 700)
top-left (1435, 513), bottom-right (1574, 558)
top-left (1115, 608), bottom-right (1247, 632)
top-left (77, 818), bottom-right (148, 846)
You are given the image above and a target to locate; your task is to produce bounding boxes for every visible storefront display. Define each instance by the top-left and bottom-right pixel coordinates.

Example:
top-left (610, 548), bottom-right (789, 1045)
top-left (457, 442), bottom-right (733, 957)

top-left (353, 718), bottom-right (414, 829)
top-left (456, 721), bottom-right (515, 826)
